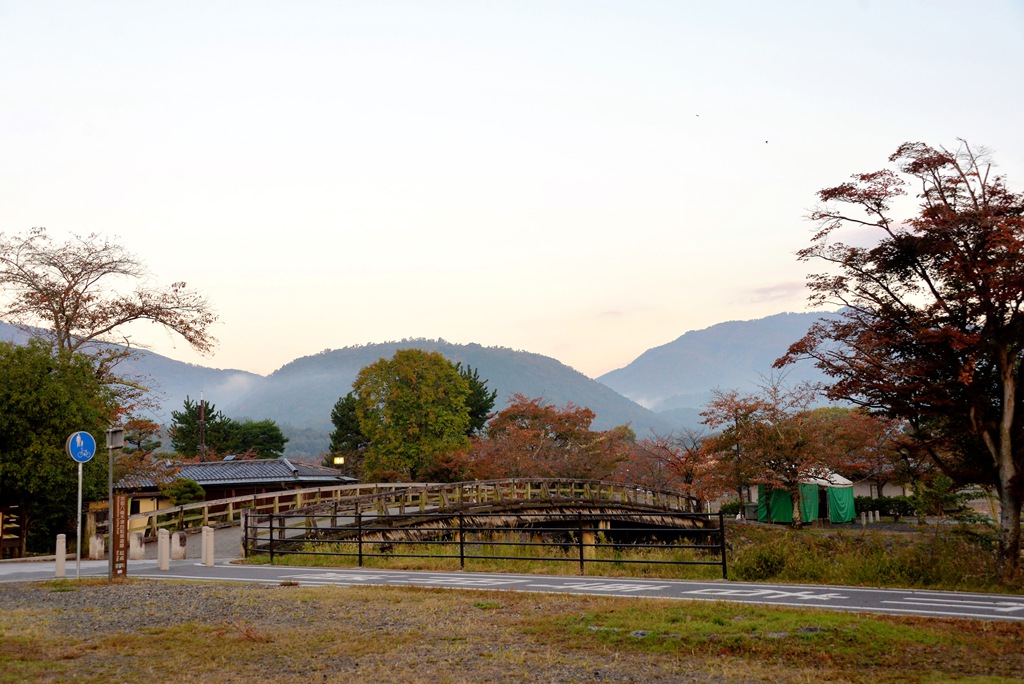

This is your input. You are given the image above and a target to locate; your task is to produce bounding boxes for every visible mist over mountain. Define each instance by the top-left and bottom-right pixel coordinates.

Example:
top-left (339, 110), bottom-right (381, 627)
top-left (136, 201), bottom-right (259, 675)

top-left (231, 339), bottom-right (672, 436)
top-left (0, 321), bottom-right (261, 422)
top-left (597, 311), bottom-right (836, 419)
top-left (2, 312), bottom-right (836, 458)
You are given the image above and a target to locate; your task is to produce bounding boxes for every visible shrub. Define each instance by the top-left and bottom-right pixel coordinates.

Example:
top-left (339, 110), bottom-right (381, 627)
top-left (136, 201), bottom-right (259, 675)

top-left (731, 544), bottom-right (786, 581)
top-left (854, 495), bottom-right (914, 520)
top-left (159, 478), bottom-right (205, 506)
top-left (718, 499), bottom-right (742, 516)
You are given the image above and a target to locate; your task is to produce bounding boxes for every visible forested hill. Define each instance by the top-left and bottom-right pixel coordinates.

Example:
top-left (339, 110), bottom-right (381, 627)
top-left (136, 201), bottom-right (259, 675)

top-left (228, 339), bottom-right (672, 436)
top-left (2, 314), bottom-right (837, 458)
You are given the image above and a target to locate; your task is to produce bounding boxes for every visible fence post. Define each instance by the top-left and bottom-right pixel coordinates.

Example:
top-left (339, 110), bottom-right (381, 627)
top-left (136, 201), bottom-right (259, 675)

top-left (458, 511), bottom-right (465, 570)
top-left (719, 510), bottom-right (728, 579)
top-left (356, 510), bottom-right (363, 567)
top-left (240, 509), bottom-right (249, 559)
top-left (577, 513), bottom-right (585, 575)
top-left (268, 513), bottom-right (275, 564)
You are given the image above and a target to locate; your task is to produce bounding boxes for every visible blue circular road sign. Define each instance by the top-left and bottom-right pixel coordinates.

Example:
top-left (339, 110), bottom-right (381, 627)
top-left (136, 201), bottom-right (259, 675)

top-left (66, 431), bottom-right (97, 463)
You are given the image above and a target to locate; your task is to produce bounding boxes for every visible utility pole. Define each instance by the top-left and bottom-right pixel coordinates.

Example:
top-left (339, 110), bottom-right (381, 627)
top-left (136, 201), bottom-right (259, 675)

top-left (199, 391), bottom-right (207, 462)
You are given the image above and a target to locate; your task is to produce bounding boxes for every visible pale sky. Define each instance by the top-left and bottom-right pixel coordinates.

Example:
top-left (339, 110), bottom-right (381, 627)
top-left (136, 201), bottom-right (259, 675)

top-left (2, 1), bottom-right (1023, 378)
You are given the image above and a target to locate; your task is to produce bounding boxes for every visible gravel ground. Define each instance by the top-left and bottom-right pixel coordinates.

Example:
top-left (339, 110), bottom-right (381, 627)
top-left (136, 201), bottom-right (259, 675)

top-left (0, 581), bottom-right (758, 683)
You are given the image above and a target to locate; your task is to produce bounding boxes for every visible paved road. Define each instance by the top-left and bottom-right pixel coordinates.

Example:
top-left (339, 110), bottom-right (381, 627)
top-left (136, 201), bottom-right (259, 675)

top-left (3, 552), bottom-right (1023, 623)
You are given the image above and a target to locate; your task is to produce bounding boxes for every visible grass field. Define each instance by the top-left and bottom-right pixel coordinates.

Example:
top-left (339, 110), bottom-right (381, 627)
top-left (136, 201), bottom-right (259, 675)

top-left (1, 580), bottom-right (1022, 683)
top-left (4, 521), bottom-right (1021, 682)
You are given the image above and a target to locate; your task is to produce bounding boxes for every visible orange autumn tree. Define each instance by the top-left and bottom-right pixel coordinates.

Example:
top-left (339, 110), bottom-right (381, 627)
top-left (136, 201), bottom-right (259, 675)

top-left (612, 429), bottom-right (723, 512)
top-left (701, 379), bottom-right (870, 528)
top-left (468, 394), bottom-right (633, 480)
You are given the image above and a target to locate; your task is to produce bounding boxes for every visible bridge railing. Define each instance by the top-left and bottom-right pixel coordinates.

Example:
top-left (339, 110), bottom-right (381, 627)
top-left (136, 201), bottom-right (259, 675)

top-left (241, 479), bottom-right (701, 547)
top-left (107, 478), bottom-right (700, 543)
top-left (112, 483), bottom-right (428, 540)
top-left (245, 508), bottom-right (728, 578)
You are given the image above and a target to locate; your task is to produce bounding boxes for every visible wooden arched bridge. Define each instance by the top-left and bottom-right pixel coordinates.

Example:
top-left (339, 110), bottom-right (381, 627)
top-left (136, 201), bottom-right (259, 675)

top-left (240, 479), bottom-right (728, 576)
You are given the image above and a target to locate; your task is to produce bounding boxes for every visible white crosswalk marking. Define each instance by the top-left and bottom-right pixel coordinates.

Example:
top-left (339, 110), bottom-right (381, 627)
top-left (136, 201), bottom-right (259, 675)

top-left (528, 582), bottom-right (669, 593)
top-left (683, 588), bottom-right (848, 601)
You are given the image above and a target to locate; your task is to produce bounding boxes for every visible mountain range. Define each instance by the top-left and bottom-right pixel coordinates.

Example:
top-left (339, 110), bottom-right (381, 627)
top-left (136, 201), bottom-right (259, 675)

top-left (0, 311), bottom-right (832, 458)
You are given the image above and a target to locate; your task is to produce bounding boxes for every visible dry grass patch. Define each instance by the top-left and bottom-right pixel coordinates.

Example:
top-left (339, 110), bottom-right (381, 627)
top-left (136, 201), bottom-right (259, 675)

top-left (0, 580), bottom-right (1020, 683)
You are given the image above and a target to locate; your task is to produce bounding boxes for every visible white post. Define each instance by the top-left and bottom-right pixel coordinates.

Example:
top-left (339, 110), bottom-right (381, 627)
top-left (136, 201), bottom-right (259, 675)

top-left (128, 532), bottom-right (145, 560)
top-left (873, 510), bottom-right (880, 523)
top-left (860, 511), bottom-right (867, 527)
top-left (55, 534), bottom-right (66, 579)
top-left (171, 531), bottom-right (187, 561)
top-left (89, 533), bottom-right (105, 560)
top-left (202, 526), bottom-right (214, 567)
top-left (157, 529), bottom-right (170, 571)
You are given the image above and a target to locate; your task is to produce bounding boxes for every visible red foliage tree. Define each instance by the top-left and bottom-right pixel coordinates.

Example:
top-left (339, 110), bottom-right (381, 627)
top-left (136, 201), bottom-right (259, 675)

top-left (777, 140), bottom-right (1024, 581)
top-left (468, 394), bottom-right (632, 480)
top-left (702, 379), bottom-right (874, 528)
top-left (612, 429), bottom-right (724, 511)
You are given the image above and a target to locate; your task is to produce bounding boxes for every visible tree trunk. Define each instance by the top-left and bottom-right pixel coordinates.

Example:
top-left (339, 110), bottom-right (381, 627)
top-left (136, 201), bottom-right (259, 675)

top-left (995, 365), bottom-right (1021, 583)
top-left (997, 476), bottom-right (1022, 584)
top-left (790, 487), bottom-right (803, 529)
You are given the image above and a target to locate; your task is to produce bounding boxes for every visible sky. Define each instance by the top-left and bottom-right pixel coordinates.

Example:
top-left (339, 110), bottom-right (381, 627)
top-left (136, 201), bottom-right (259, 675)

top-left (2, 1), bottom-right (1023, 379)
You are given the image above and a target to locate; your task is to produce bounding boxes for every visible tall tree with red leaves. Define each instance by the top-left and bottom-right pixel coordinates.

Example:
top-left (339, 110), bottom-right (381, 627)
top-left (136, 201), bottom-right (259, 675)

top-left (777, 140), bottom-right (1024, 581)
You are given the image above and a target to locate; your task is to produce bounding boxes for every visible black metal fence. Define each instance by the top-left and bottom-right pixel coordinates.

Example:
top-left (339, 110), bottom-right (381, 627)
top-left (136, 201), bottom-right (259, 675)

top-left (244, 510), bottom-right (728, 578)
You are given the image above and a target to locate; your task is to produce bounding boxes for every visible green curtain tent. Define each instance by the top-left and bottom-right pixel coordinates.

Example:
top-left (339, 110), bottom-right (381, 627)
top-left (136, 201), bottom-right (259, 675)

top-left (757, 473), bottom-right (855, 524)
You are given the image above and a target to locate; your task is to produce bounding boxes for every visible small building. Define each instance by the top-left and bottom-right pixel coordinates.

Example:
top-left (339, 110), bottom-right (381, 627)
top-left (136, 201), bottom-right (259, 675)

top-left (757, 472), bottom-right (857, 524)
top-left (116, 457), bottom-right (358, 526)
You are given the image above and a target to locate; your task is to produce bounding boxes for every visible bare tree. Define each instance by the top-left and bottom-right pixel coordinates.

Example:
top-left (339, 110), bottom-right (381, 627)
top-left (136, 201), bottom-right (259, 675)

top-left (0, 227), bottom-right (217, 400)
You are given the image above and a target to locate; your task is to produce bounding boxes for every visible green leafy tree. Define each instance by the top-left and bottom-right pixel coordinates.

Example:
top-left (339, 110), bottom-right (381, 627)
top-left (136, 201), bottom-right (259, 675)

top-left (353, 349), bottom-right (471, 481)
top-left (229, 419), bottom-right (288, 459)
top-left (326, 391), bottom-right (368, 473)
top-left (168, 396), bottom-right (234, 460)
top-left (159, 478), bottom-right (206, 506)
top-left (169, 397), bottom-right (288, 460)
top-left (0, 340), bottom-right (115, 552)
top-left (455, 362), bottom-right (497, 436)
top-left (329, 391), bottom-right (366, 454)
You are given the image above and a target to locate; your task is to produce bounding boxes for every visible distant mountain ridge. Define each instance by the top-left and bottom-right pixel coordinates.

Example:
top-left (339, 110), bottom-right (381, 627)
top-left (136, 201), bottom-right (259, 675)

top-left (1, 312), bottom-right (836, 457)
top-left (231, 339), bottom-right (672, 435)
top-left (597, 311), bottom-right (835, 414)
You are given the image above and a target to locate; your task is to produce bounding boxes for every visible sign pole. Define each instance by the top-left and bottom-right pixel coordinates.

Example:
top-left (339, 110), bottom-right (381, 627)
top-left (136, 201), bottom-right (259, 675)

top-left (65, 431), bottom-right (97, 581)
top-left (76, 461), bottom-right (83, 580)
top-left (108, 441), bottom-right (112, 580)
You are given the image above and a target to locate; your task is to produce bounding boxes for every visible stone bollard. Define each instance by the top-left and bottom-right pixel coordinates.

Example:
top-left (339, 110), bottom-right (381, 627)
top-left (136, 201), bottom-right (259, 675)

top-left (202, 526), bottom-right (214, 567)
top-left (55, 534), bottom-right (66, 579)
top-left (128, 532), bottom-right (145, 561)
top-left (171, 531), bottom-right (187, 561)
top-left (89, 533), bottom-right (105, 560)
top-left (860, 511), bottom-right (868, 527)
top-left (873, 510), bottom-right (881, 523)
top-left (157, 529), bottom-right (170, 571)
